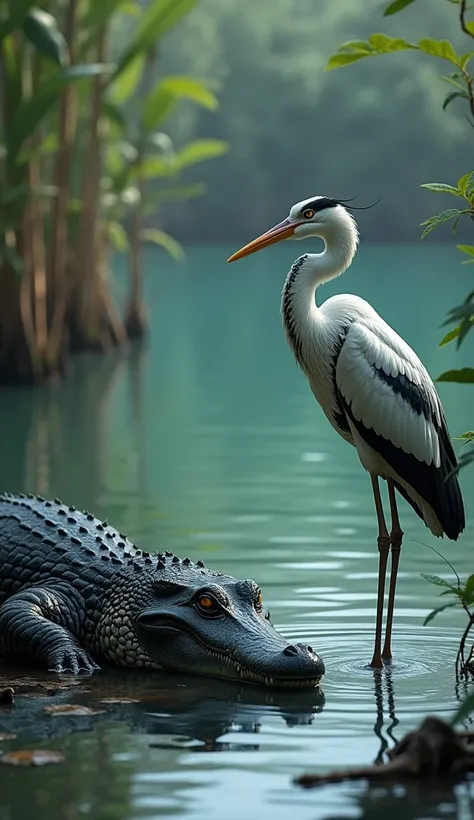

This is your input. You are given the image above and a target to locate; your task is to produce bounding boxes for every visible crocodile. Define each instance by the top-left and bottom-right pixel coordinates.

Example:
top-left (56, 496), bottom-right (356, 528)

top-left (0, 493), bottom-right (324, 688)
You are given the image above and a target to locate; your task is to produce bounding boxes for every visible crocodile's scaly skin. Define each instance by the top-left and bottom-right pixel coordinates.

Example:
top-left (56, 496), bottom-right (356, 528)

top-left (0, 493), bottom-right (224, 673)
top-left (0, 492), bottom-right (325, 686)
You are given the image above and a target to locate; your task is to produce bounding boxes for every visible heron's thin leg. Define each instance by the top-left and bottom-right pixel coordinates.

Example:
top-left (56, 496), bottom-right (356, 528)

top-left (382, 480), bottom-right (403, 661)
top-left (370, 475), bottom-right (390, 669)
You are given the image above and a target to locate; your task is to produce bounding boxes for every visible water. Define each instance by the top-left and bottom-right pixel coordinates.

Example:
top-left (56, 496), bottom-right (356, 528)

top-left (0, 242), bottom-right (473, 819)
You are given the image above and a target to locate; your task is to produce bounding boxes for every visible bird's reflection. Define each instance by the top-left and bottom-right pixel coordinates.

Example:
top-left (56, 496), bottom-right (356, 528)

top-left (0, 666), bottom-right (325, 752)
top-left (372, 666), bottom-right (399, 764)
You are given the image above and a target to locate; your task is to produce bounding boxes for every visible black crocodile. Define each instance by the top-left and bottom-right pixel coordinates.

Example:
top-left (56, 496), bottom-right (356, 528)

top-left (0, 493), bottom-right (324, 688)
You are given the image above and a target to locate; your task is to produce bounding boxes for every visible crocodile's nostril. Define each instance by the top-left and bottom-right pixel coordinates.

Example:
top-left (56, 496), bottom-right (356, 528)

top-left (283, 644), bottom-right (299, 656)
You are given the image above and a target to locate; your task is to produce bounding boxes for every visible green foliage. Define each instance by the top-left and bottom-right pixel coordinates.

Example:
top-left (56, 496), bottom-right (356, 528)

top-left (139, 228), bottom-right (185, 260)
top-left (437, 367), bottom-right (474, 384)
top-left (383, 0), bottom-right (419, 16)
top-left (327, 35), bottom-right (462, 71)
top-left (22, 8), bottom-right (69, 66)
top-left (110, 0), bottom-right (196, 83)
top-left (423, 559), bottom-right (474, 679)
top-left (0, 0), bottom-right (37, 42)
top-left (143, 75), bottom-right (219, 131)
top-left (7, 64), bottom-right (115, 161)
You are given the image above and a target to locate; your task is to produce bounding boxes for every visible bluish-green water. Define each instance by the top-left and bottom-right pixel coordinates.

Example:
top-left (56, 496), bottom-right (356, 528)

top-left (0, 243), bottom-right (473, 819)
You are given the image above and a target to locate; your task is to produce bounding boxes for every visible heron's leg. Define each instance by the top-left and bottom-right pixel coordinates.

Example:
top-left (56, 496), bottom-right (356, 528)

top-left (370, 475), bottom-right (390, 669)
top-left (382, 480), bottom-right (403, 661)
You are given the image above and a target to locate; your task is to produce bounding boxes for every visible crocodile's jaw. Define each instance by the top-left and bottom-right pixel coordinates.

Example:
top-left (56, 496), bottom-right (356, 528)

top-left (134, 613), bottom-right (325, 689)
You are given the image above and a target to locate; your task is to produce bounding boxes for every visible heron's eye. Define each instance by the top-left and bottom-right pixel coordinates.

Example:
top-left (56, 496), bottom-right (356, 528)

top-left (255, 590), bottom-right (263, 613)
top-left (302, 208), bottom-right (315, 219)
top-left (195, 594), bottom-right (223, 617)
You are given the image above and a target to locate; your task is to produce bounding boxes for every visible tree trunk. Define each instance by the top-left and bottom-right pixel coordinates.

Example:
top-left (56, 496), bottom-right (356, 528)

top-left (47, 0), bottom-right (79, 371)
top-left (69, 26), bottom-right (126, 352)
top-left (124, 46), bottom-right (158, 340)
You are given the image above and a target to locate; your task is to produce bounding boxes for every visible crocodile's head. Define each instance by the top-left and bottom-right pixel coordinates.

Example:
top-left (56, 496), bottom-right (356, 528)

top-left (100, 555), bottom-right (324, 689)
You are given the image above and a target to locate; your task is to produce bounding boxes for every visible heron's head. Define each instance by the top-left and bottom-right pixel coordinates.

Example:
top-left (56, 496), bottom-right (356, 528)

top-left (227, 196), bottom-right (361, 263)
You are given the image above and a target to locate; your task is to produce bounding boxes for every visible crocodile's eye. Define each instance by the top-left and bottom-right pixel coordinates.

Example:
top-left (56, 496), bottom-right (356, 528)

top-left (195, 594), bottom-right (223, 618)
top-left (255, 590), bottom-right (263, 613)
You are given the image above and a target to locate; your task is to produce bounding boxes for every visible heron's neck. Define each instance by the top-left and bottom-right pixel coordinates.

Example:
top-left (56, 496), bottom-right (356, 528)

top-left (281, 217), bottom-right (359, 355)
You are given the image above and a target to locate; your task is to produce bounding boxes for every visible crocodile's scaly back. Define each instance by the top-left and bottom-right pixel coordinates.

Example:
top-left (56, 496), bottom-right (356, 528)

top-left (0, 493), bottom-right (325, 688)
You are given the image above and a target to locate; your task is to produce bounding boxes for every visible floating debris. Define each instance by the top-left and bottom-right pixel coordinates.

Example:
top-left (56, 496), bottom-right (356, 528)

top-left (296, 717), bottom-right (474, 787)
top-left (43, 704), bottom-right (105, 717)
top-left (0, 688), bottom-right (14, 707)
top-left (0, 733), bottom-right (16, 741)
top-left (1, 749), bottom-right (65, 767)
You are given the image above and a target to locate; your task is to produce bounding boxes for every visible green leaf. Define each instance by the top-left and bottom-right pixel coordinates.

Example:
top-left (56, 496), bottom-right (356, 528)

top-left (423, 602), bottom-right (458, 626)
top-left (139, 228), bottom-right (185, 261)
top-left (420, 183), bottom-right (462, 196)
top-left (417, 38), bottom-right (461, 65)
top-left (456, 244), bottom-right (474, 256)
top-left (326, 52), bottom-right (372, 70)
top-left (421, 573), bottom-right (458, 590)
top-left (443, 90), bottom-right (469, 110)
top-left (109, 54), bottom-right (144, 105)
top-left (173, 138), bottom-right (228, 170)
top-left (111, 0), bottom-right (196, 84)
top-left (383, 0), bottom-right (418, 15)
top-left (463, 21), bottom-right (474, 37)
top-left (137, 155), bottom-right (171, 179)
top-left (22, 8), bottom-right (69, 66)
top-left (456, 431), bottom-right (474, 442)
top-left (369, 33), bottom-right (416, 52)
top-left (101, 99), bottom-right (126, 129)
top-left (464, 574), bottom-right (474, 603)
top-left (0, 0), bottom-right (37, 41)
top-left (451, 690), bottom-right (474, 727)
top-left (420, 208), bottom-right (468, 238)
top-left (108, 221), bottom-right (129, 252)
top-left (439, 319), bottom-right (474, 347)
top-left (143, 75), bottom-right (218, 131)
top-left (7, 63), bottom-right (115, 160)
top-left (437, 368), bottom-right (474, 383)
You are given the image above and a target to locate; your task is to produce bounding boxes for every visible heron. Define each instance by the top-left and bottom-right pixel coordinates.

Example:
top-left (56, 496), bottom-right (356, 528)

top-left (227, 195), bottom-right (465, 669)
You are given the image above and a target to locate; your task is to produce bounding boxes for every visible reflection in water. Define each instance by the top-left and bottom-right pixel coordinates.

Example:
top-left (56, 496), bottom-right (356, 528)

top-left (325, 780), bottom-right (474, 820)
top-left (0, 669), bottom-right (325, 750)
top-left (372, 668), bottom-right (399, 765)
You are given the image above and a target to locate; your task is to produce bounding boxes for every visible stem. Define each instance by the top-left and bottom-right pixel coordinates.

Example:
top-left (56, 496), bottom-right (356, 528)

top-left (457, 607), bottom-right (474, 679)
top-left (460, 0), bottom-right (474, 121)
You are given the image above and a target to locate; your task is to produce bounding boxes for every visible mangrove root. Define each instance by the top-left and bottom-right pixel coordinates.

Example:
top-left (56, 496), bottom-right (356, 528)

top-left (296, 716), bottom-right (474, 788)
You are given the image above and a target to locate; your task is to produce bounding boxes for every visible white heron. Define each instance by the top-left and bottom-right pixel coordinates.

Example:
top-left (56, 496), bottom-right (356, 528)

top-left (227, 195), bottom-right (465, 669)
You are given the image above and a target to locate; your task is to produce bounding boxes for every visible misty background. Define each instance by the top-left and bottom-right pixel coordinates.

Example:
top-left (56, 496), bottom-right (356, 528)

top-left (106, 0), bottom-right (474, 243)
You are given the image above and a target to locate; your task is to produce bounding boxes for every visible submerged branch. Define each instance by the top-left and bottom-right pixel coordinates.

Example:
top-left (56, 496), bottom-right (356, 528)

top-left (296, 717), bottom-right (474, 788)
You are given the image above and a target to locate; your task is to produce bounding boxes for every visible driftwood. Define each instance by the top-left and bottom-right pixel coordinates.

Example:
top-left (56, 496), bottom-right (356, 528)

top-left (296, 716), bottom-right (474, 788)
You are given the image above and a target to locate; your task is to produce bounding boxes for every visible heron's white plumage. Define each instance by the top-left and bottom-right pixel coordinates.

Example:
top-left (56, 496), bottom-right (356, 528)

top-left (336, 321), bottom-right (441, 467)
top-left (278, 196), bottom-right (464, 541)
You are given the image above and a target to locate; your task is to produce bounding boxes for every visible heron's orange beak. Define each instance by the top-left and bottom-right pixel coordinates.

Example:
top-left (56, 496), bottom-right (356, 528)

top-left (227, 219), bottom-right (296, 263)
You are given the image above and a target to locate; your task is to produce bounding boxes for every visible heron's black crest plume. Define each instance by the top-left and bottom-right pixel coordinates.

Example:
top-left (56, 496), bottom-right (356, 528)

top-left (337, 196), bottom-right (381, 211)
top-left (303, 196), bottom-right (381, 215)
